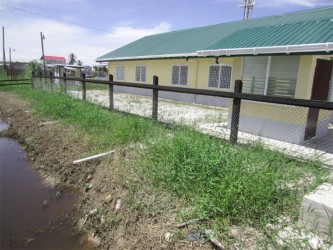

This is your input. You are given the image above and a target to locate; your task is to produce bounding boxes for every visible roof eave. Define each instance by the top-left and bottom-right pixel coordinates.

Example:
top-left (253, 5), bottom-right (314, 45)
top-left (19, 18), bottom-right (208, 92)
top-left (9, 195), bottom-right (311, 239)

top-left (96, 43), bottom-right (333, 62)
top-left (197, 43), bottom-right (333, 57)
top-left (96, 53), bottom-right (198, 62)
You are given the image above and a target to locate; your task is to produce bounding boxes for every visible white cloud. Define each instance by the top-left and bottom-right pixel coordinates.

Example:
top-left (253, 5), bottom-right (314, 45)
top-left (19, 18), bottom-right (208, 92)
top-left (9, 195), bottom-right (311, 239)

top-left (213, 0), bottom-right (332, 7)
top-left (2, 15), bottom-right (171, 66)
top-left (257, 0), bottom-right (332, 7)
top-left (111, 21), bottom-right (172, 39)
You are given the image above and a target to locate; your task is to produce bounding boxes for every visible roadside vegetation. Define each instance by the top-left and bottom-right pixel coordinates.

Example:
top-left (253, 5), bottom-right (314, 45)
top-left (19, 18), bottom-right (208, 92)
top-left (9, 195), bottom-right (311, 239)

top-left (1, 85), bottom-right (164, 154)
top-left (0, 68), bottom-right (331, 249)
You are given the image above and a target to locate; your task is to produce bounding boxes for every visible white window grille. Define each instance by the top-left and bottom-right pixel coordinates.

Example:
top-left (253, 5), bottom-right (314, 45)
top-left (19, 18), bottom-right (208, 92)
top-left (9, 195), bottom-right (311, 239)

top-left (116, 65), bottom-right (124, 80)
top-left (208, 65), bottom-right (232, 89)
top-left (135, 66), bottom-right (146, 82)
top-left (172, 65), bottom-right (188, 85)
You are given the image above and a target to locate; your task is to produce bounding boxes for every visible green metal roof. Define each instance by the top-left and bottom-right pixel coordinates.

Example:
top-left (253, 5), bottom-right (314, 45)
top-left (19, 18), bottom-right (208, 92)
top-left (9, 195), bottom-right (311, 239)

top-left (96, 7), bottom-right (333, 62)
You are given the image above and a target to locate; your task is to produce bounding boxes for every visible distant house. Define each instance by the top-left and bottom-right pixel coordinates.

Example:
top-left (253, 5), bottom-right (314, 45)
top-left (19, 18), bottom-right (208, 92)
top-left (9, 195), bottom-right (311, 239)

top-left (41, 56), bottom-right (84, 78)
top-left (97, 7), bottom-right (333, 144)
top-left (41, 56), bottom-right (66, 66)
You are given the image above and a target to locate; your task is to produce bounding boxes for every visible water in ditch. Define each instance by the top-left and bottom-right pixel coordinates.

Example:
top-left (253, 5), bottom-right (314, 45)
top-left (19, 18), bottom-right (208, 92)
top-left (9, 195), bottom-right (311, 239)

top-left (0, 119), bottom-right (10, 131)
top-left (0, 122), bottom-right (92, 249)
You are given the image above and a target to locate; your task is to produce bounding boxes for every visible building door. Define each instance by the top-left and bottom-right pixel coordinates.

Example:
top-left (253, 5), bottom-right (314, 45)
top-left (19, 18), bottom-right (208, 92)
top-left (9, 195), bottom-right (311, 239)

top-left (304, 58), bottom-right (333, 140)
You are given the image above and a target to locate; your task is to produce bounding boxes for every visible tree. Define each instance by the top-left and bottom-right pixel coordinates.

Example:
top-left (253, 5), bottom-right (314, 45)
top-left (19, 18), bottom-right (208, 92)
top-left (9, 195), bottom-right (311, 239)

top-left (67, 53), bottom-right (77, 65)
top-left (77, 60), bottom-right (83, 66)
top-left (28, 60), bottom-right (42, 73)
top-left (100, 65), bottom-right (108, 72)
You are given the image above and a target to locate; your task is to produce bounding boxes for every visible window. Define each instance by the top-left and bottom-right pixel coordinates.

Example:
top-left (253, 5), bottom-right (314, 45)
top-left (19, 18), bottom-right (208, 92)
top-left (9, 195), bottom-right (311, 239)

top-left (172, 65), bottom-right (188, 85)
top-left (242, 56), bottom-right (300, 98)
top-left (116, 65), bottom-right (124, 80)
top-left (135, 66), bottom-right (146, 82)
top-left (208, 65), bottom-right (232, 89)
top-left (241, 56), bottom-right (267, 95)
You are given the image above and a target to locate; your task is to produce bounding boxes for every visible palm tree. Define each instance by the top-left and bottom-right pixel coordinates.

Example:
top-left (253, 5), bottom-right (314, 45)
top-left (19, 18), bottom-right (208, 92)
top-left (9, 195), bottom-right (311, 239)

top-left (68, 53), bottom-right (77, 65)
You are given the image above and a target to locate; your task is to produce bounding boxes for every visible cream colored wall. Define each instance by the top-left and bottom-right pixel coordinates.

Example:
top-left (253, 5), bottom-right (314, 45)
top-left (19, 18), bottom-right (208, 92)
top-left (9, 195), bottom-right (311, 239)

top-left (108, 56), bottom-right (242, 91)
top-left (109, 59), bottom-right (197, 88)
top-left (295, 56), bottom-right (315, 99)
top-left (108, 55), bottom-right (329, 98)
top-left (234, 101), bottom-right (309, 124)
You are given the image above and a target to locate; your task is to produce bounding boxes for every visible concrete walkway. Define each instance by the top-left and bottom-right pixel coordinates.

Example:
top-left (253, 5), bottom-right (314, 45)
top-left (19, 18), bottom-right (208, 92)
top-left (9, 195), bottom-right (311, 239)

top-left (199, 123), bottom-right (333, 168)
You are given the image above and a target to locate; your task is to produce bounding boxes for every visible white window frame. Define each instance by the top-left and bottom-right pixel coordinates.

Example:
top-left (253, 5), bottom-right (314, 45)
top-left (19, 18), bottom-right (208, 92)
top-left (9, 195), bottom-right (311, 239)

top-left (135, 65), bottom-right (146, 82)
top-left (171, 65), bottom-right (188, 85)
top-left (116, 65), bottom-right (125, 81)
top-left (208, 64), bottom-right (233, 89)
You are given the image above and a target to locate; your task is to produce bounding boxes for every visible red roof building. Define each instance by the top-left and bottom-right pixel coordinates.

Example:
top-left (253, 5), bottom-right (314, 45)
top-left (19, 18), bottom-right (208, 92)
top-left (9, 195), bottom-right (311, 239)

top-left (42, 56), bottom-right (66, 65)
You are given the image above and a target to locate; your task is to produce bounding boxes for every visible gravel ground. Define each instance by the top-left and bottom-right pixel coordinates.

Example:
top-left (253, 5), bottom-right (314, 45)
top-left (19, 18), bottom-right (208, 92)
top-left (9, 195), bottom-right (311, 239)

top-left (70, 90), bottom-right (229, 125)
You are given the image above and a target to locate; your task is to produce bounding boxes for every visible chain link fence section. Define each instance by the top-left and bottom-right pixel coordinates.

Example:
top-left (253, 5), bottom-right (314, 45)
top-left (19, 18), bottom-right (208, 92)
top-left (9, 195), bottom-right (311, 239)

top-left (239, 101), bottom-right (332, 164)
top-left (32, 74), bottom-right (333, 167)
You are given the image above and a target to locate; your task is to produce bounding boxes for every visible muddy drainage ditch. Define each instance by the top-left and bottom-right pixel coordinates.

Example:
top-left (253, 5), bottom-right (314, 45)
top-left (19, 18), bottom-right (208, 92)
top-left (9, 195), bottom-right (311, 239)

top-left (0, 121), bottom-right (92, 250)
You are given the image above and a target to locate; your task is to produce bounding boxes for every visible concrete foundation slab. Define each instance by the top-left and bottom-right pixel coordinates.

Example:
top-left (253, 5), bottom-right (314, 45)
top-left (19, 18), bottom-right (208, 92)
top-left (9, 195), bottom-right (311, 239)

top-left (299, 183), bottom-right (333, 240)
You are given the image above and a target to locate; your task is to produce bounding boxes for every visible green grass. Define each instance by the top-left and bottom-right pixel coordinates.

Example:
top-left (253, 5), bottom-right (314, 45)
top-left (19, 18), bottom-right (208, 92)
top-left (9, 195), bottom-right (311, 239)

top-left (0, 67), bottom-right (9, 80)
top-left (144, 129), bottom-right (326, 228)
top-left (86, 82), bottom-right (108, 91)
top-left (1, 84), bottom-right (165, 152)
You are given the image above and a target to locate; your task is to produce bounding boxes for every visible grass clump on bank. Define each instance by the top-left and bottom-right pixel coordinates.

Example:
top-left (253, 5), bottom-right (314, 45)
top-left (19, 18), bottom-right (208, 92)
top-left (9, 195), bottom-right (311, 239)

top-left (1, 85), bottom-right (166, 152)
top-left (144, 129), bottom-right (326, 227)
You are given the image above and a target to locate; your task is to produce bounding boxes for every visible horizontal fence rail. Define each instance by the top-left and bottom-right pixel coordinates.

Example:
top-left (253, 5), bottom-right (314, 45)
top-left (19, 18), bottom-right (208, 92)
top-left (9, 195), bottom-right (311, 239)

top-left (0, 83), bottom-right (31, 86)
top-left (34, 74), bottom-right (333, 111)
top-left (0, 79), bottom-right (31, 82)
top-left (0, 78), bottom-right (31, 86)
top-left (31, 72), bottom-right (333, 166)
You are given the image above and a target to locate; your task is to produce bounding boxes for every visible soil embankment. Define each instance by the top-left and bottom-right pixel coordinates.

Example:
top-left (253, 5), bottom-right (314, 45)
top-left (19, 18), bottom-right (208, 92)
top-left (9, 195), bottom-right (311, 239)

top-left (0, 92), bottom-right (209, 249)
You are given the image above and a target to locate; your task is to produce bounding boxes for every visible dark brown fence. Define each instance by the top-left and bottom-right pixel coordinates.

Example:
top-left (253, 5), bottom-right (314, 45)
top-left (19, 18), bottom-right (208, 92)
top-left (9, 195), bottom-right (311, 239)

top-left (31, 72), bottom-right (333, 166)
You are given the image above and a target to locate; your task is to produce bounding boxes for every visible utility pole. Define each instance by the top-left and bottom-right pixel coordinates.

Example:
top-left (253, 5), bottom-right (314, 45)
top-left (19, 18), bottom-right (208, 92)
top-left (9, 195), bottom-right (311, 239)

top-left (2, 27), bottom-right (6, 69)
top-left (40, 31), bottom-right (46, 75)
top-left (9, 47), bottom-right (11, 66)
top-left (240, 0), bottom-right (255, 20)
top-left (9, 47), bottom-right (12, 79)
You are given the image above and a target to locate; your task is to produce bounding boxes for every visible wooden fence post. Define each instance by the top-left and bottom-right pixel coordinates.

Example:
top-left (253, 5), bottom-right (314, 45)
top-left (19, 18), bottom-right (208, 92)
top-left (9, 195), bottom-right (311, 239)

top-left (152, 75), bottom-right (158, 120)
top-left (82, 73), bottom-right (86, 100)
top-left (63, 72), bottom-right (67, 94)
top-left (31, 71), bottom-right (35, 89)
top-left (230, 80), bottom-right (243, 144)
top-left (39, 71), bottom-right (43, 89)
top-left (49, 72), bottom-right (53, 92)
top-left (108, 74), bottom-right (114, 110)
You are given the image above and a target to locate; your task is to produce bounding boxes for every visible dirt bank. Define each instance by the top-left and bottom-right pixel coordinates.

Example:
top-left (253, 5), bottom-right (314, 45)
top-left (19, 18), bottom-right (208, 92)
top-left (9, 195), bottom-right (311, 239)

top-left (0, 92), bottom-right (211, 249)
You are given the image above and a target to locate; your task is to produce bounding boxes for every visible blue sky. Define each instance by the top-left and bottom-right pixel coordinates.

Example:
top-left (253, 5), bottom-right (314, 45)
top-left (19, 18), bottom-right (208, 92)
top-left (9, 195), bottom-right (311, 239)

top-left (1, 0), bottom-right (332, 65)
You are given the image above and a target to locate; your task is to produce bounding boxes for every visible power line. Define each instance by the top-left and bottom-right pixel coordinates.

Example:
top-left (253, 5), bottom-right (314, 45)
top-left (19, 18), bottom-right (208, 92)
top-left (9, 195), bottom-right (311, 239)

top-left (0, 3), bottom-right (136, 39)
